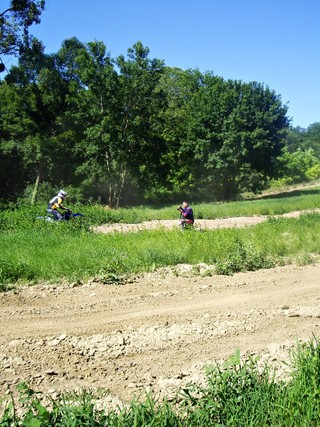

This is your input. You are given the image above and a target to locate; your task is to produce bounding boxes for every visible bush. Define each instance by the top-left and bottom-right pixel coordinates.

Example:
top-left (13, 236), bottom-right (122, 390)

top-left (214, 238), bottom-right (275, 275)
top-left (306, 164), bottom-right (320, 180)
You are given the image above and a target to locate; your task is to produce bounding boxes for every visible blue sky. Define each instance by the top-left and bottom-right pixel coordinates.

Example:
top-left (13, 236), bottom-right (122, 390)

top-left (2, 0), bottom-right (319, 128)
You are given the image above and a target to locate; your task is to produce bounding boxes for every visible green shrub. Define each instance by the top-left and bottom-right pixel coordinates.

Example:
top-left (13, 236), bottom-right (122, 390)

top-left (214, 238), bottom-right (275, 275)
top-left (306, 164), bottom-right (320, 180)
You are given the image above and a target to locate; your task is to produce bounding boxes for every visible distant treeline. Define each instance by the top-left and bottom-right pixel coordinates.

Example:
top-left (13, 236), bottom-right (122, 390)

top-left (0, 38), bottom-right (319, 206)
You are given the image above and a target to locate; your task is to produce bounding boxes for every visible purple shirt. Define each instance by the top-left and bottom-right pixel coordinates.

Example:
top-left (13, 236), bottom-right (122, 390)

top-left (181, 206), bottom-right (194, 222)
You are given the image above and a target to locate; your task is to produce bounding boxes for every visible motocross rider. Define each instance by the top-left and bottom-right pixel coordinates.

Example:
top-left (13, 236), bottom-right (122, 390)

top-left (47, 190), bottom-right (71, 220)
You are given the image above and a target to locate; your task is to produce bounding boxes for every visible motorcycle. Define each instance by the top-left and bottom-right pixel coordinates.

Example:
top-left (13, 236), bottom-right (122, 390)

top-left (38, 210), bottom-right (84, 222)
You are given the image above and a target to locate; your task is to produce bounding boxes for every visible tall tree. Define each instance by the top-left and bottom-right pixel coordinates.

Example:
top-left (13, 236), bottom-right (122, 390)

top-left (184, 77), bottom-right (289, 199)
top-left (152, 67), bottom-right (205, 201)
top-left (62, 40), bottom-right (167, 206)
top-left (1, 39), bottom-right (73, 201)
top-left (115, 42), bottom-right (166, 203)
top-left (59, 39), bottom-right (121, 205)
top-left (0, 80), bottom-right (35, 197)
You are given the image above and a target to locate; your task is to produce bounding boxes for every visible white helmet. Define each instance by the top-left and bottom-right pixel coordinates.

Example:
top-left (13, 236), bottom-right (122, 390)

top-left (58, 190), bottom-right (67, 197)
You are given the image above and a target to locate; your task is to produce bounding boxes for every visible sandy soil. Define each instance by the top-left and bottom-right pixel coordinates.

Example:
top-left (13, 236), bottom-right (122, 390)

top-left (1, 210), bottom-right (320, 409)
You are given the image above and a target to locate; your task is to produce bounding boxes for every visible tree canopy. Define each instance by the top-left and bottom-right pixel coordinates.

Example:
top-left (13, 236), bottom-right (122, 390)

top-left (0, 35), bottom-right (305, 206)
top-left (0, 0), bottom-right (45, 66)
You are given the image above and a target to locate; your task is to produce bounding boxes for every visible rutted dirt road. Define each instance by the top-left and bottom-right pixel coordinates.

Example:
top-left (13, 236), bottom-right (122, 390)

top-left (1, 209), bottom-right (320, 408)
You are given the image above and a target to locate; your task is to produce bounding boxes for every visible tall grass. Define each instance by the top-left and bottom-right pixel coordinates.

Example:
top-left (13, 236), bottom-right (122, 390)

top-left (1, 214), bottom-right (320, 287)
top-left (1, 186), bottom-right (320, 287)
top-left (1, 337), bottom-right (320, 426)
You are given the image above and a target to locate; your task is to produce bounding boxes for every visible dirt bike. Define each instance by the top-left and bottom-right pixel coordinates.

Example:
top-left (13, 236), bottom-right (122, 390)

top-left (38, 210), bottom-right (84, 222)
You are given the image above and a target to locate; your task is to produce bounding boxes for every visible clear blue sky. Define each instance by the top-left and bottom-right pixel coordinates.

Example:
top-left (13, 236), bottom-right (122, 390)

top-left (3, 0), bottom-right (320, 128)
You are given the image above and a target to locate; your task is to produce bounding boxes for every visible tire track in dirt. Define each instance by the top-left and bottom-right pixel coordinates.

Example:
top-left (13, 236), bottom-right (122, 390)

top-left (1, 262), bottom-right (320, 405)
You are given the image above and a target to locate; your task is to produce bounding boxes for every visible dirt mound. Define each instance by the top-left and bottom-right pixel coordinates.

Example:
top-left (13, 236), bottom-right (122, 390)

top-left (1, 262), bottom-right (320, 407)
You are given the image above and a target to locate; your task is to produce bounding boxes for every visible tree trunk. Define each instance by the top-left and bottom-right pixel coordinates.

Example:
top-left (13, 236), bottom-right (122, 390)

top-left (31, 172), bottom-right (40, 205)
top-left (107, 168), bottom-right (127, 208)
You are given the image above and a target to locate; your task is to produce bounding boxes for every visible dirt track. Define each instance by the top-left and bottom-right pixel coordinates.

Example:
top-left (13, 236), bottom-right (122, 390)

top-left (1, 211), bottom-right (320, 408)
top-left (95, 208), bottom-right (320, 233)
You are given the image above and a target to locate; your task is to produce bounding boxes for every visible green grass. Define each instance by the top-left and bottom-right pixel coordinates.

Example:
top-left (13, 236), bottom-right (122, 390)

top-left (1, 186), bottom-right (319, 228)
top-left (0, 185), bottom-right (320, 287)
top-left (0, 214), bottom-right (320, 287)
top-left (1, 337), bottom-right (320, 426)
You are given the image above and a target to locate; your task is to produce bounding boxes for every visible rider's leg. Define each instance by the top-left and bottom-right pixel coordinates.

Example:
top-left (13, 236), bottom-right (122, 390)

top-left (47, 209), bottom-right (64, 221)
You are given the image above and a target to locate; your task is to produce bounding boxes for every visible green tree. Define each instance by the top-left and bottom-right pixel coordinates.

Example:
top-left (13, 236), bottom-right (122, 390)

top-left (147, 67), bottom-right (204, 201)
top-left (285, 126), bottom-right (307, 153)
top-left (0, 39), bottom-right (74, 202)
top-left (304, 122), bottom-right (320, 158)
top-left (285, 123), bottom-right (320, 158)
top-left (115, 42), bottom-right (166, 204)
top-left (279, 122), bottom-right (320, 183)
top-left (0, 0), bottom-right (45, 58)
top-left (54, 39), bottom-right (167, 206)
top-left (0, 80), bottom-right (34, 197)
top-left (277, 147), bottom-right (319, 183)
top-left (186, 77), bottom-right (289, 199)
top-left (59, 39), bottom-right (121, 205)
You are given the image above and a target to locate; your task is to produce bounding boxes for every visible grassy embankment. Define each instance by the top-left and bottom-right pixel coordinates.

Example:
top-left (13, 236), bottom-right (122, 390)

top-left (0, 186), bottom-right (320, 288)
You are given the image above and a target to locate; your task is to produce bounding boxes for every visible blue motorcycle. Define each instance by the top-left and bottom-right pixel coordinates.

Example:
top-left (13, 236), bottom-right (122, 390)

top-left (38, 210), bottom-right (84, 222)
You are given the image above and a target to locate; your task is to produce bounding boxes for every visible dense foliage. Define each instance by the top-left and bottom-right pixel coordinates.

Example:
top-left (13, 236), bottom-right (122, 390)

top-left (276, 123), bottom-right (320, 185)
top-left (0, 0), bottom-right (45, 57)
top-left (0, 36), bottom-right (293, 206)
